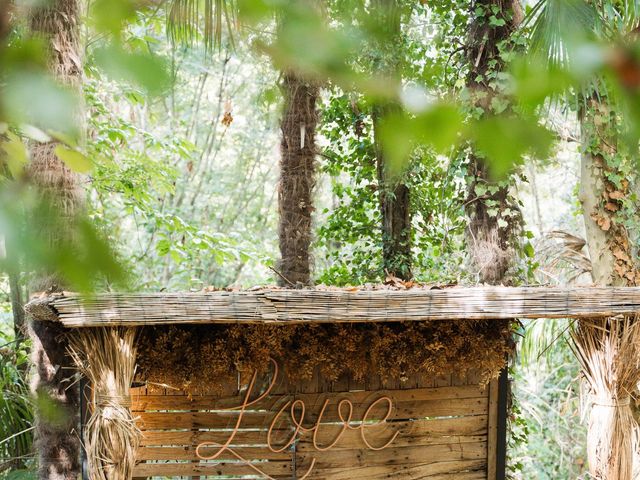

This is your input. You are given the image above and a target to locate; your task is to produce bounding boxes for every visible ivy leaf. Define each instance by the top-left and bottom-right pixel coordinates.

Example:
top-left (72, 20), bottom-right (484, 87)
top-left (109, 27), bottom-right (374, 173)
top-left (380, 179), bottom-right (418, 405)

top-left (523, 242), bottom-right (535, 258)
top-left (489, 15), bottom-right (506, 27)
top-left (55, 145), bottom-right (92, 173)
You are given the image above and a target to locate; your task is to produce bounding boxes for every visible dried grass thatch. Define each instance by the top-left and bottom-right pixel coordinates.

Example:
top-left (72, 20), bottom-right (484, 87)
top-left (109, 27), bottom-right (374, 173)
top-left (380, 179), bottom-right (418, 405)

top-left (68, 328), bottom-right (139, 480)
top-left (135, 320), bottom-right (513, 395)
top-left (571, 316), bottom-right (640, 480)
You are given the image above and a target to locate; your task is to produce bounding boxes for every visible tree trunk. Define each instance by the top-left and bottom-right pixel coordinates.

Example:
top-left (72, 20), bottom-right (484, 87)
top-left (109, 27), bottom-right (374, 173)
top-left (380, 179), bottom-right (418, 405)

top-left (373, 104), bottom-right (412, 280)
top-left (464, 0), bottom-right (523, 285)
top-left (277, 71), bottom-right (318, 286)
top-left (579, 98), bottom-right (638, 287)
top-left (28, 1), bottom-right (84, 478)
top-left (371, 0), bottom-right (411, 280)
top-left (578, 96), bottom-right (640, 480)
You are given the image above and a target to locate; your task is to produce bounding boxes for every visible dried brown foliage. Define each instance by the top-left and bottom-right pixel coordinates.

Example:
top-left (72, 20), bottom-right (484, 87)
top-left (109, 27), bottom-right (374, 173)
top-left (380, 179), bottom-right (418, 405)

top-left (136, 321), bottom-right (513, 395)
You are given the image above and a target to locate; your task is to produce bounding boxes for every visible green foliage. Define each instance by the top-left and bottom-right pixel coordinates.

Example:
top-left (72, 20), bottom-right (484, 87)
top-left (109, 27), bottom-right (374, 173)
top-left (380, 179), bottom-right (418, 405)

top-left (316, 91), bottom-right (466, 285)
top-left (510, 320), bottom-right (587, 479)
top-left (84, 11), bottom-right (279, 289)
top-left (0, 323), bottom-right (33, 474)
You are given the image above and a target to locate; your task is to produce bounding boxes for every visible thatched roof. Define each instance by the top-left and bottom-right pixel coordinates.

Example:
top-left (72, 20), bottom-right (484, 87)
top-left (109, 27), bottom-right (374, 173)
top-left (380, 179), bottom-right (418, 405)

top-left (25, 286), bottom-right (640, 328)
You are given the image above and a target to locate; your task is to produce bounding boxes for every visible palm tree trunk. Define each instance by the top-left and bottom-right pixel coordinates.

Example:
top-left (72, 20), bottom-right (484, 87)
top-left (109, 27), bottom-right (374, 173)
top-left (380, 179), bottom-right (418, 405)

top-left (464, 0), bottom-right (523, 285)
top-left (277, 71), bottom-right (318, 286)
top-left (28, 0), bottom-right (84, 478)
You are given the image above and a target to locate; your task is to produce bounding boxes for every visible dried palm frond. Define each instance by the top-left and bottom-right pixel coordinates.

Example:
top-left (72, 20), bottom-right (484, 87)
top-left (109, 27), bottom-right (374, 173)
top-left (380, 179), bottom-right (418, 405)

top-left (68, 328), bottom-right (139, 480)
top-left (534, 230), bottom-right (591, 285)
top-left (571, 316), bottom-right (640, 480)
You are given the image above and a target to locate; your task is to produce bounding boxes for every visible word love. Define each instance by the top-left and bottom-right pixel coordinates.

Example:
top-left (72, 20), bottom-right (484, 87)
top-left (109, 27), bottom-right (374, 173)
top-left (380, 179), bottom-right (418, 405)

top-left (195, 359), bottom-right (399, 479)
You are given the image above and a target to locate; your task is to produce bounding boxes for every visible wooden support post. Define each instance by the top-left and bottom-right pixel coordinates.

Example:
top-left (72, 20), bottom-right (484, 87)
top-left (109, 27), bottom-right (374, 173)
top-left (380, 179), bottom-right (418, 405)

top-left (487, 368), bottom-right (508, 480)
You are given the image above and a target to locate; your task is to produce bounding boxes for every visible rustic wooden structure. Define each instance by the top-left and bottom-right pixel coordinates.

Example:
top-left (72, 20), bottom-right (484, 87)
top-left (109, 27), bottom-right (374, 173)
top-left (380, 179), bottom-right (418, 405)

top-left (27, 285), bottom-right (640, 480)
top-left (128, 369), bottom-right (499, 480)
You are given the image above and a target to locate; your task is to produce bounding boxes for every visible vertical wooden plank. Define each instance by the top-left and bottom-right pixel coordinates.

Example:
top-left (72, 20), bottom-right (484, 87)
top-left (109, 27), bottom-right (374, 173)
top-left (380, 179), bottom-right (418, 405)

top-left (486, 378), bottom-right (499, 480)
top-left (331, 372), bottom-right (350, 393)
top-left (435, 373), bottom-right (452, 387)
top-left (365, 374), bottom-right (381, 392)
top-left (416, 373), bottom-right (435, 389)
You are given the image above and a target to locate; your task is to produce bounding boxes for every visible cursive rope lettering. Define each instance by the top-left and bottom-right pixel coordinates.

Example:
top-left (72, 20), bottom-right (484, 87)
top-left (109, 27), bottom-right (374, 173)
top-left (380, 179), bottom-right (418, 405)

top-left (196, 359), bottom-right (398, 477)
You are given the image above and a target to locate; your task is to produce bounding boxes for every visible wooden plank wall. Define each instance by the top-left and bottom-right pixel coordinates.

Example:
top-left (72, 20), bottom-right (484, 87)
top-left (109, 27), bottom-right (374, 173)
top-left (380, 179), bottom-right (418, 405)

top-left (131, 370), bottom-right (496, 479)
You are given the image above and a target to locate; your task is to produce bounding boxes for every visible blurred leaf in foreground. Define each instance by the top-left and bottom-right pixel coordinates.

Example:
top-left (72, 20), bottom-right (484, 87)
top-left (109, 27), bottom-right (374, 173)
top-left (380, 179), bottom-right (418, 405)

top-left (472, 115), bottom-right (555, 179)
top-left (379, 102), bottom-right (463, 176)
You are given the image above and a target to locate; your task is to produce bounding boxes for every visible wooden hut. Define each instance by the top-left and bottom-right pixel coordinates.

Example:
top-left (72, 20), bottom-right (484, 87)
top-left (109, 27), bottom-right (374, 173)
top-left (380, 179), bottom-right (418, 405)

top-left (26, 285), bottom-right (640, 480)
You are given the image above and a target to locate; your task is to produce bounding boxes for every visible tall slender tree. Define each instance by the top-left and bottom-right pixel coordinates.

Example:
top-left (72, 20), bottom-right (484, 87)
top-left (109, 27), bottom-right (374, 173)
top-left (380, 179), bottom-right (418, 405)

top-left (463, 3), bottom-right (523, 478)
top-left (371, 0), bottom-right (412, 280)
top-left (27, 0), bottom-right (84, 477)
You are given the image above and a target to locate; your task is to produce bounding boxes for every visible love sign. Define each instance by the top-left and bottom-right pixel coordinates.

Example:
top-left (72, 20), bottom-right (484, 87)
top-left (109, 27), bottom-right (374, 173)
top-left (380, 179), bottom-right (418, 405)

top-left (194, 359), bottom-right (399, 479)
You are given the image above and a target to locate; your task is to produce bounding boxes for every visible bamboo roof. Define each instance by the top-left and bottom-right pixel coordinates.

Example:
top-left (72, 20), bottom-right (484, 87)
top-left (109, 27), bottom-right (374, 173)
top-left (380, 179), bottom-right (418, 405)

top-left (24, 286), bottom-right (640, 328)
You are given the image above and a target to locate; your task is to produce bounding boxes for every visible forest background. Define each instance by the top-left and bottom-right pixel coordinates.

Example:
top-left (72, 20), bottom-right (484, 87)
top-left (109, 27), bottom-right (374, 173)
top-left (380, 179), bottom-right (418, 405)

top-left (2, 0), bottom-right (640, 478)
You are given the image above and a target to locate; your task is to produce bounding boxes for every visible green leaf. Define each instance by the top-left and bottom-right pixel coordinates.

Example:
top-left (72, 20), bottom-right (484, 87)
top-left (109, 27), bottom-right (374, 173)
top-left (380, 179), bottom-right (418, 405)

top-left (2, 132), bottom-right (29, 177)
top-left (35, 391), bottom-right (69, 427)
top-left (54, 145), bottom-right (92, 173)
top-left (238, 0), bottom-right (272, 24)
top-left (93, 43), bottom-right (170, 95)
top-left (89, 0), bottom-right (138, 36)
top-left (379, 102), bottom-right (463, 175)
top-left (489, 15), bottom-right (506, 27)
top-left (4, 71), bottom-right (80, 137)
top-left (472, 115), bottom-right (554, 178)
top-left (511, 57), bottom-right (573, 112)
top-left (524, 242), bottom-right (535, 258)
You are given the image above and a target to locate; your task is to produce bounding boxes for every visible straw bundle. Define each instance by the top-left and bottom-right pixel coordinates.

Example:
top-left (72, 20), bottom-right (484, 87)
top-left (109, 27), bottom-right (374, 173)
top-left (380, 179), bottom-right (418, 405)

top-left (68, 328), bottom-right (139, 480)
top-left (571, 316), bottom-right (640, 480)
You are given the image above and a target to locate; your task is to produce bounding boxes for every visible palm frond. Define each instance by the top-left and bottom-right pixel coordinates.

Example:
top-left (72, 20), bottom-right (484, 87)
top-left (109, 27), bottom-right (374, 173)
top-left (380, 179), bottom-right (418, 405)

top-left (526, 0), bottom-right (601, 67)
top-left (519, 318), bottom-right (573, 367)
top-left (167, 0), bottom-right (237, 52)
top-left (601, 0), bottom-right (640, 34)
top-left (622, 0), bottom-right (640, 30)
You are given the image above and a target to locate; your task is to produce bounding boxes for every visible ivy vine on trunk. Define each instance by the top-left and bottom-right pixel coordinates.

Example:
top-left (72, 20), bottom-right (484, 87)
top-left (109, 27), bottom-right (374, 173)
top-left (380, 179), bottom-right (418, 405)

top-left (579, 95), bottom-right (639, 287)
top-left (464, 0), bottom-right (523, 285)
